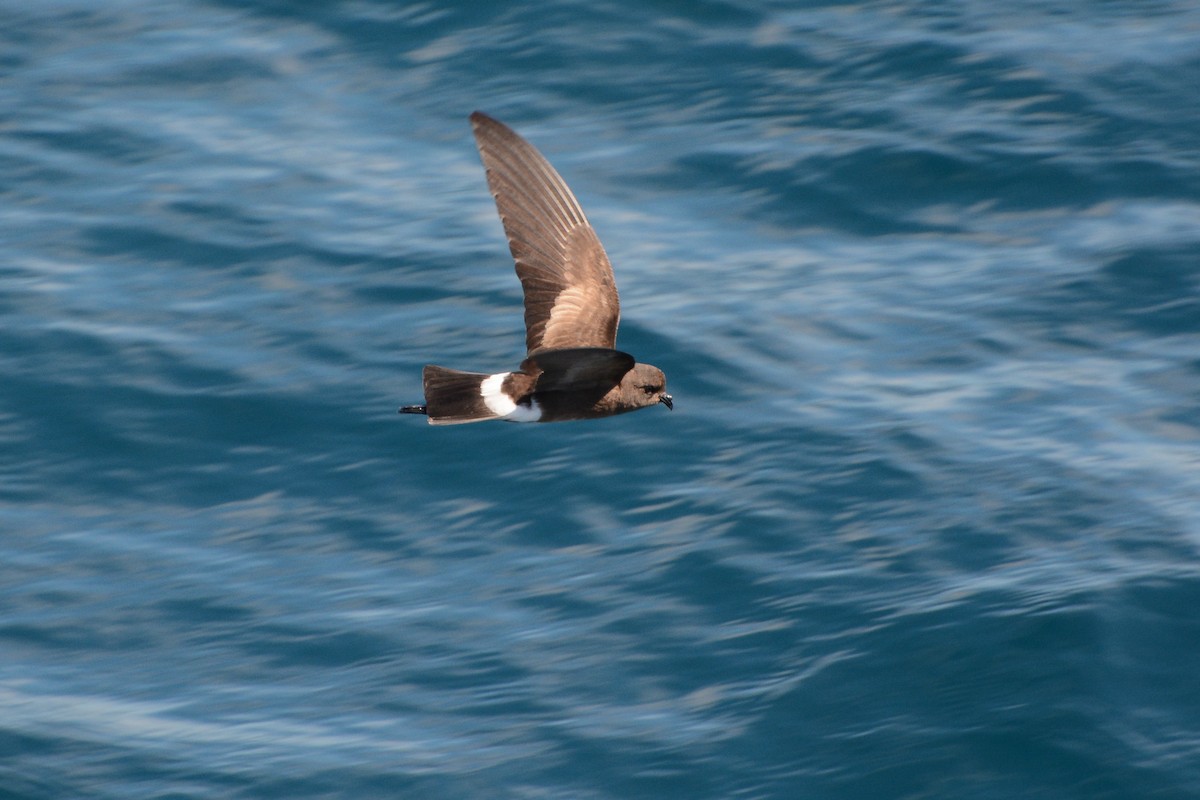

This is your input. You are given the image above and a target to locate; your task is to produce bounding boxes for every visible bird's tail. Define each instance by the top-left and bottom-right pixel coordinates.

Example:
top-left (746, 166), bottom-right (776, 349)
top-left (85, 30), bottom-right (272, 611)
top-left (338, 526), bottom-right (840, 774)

top-left (401, 365), bottom-right (500, 425)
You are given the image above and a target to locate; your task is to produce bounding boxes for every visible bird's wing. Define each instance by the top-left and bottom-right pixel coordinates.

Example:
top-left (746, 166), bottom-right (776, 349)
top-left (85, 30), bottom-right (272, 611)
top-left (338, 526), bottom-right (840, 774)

top-left (519, 348), bottom-right (635, 392)
top-left (470, 111), bottom-right (620, 354)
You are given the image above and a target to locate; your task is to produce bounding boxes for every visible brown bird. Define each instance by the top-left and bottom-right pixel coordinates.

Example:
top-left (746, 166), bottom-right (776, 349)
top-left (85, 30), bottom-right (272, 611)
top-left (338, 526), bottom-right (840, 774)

top-left (400, 112), bottom-right (672, 425)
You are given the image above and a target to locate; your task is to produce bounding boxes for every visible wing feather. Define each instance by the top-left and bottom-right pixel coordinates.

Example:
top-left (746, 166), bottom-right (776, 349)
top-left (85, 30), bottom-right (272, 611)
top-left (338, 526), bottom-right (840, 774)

top-left (470, 111), bottom-right (620, 353)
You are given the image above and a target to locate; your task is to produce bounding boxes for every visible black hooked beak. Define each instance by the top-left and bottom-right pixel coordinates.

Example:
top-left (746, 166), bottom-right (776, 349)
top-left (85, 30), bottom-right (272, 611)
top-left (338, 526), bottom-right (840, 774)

top-left (659, 393), bottom-right (673, 411)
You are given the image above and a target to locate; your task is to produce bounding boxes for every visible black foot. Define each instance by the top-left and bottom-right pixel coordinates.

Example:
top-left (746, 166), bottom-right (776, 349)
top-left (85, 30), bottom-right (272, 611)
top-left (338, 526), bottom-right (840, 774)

top-left (398, 405), bottom-right (428, 415)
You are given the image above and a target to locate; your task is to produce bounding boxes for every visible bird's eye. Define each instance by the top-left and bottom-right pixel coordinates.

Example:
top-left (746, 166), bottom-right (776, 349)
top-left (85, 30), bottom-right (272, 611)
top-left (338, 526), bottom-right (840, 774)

top-left (641, 385), bottom-right (657, 395)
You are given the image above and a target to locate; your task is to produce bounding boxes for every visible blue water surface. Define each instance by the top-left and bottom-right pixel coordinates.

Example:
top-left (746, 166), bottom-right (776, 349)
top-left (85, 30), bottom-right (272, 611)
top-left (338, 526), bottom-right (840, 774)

top-left (3, 1), bottom-right (1200, 798)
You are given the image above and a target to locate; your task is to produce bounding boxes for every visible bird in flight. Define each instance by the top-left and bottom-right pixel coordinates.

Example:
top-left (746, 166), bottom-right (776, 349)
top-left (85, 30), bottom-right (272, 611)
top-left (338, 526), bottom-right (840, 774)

top-left (400, 112), bottom-right (672, 425)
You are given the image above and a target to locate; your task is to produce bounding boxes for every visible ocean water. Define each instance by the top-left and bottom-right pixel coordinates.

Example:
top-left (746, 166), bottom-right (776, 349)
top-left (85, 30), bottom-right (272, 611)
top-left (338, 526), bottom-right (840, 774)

top-left (3, 1), bottom-right (1200, 798)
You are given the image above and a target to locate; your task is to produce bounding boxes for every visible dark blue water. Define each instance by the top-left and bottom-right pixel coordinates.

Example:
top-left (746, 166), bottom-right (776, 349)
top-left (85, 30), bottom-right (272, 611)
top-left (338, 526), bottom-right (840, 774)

top-left (3, 2), bottom-right (1200, 798)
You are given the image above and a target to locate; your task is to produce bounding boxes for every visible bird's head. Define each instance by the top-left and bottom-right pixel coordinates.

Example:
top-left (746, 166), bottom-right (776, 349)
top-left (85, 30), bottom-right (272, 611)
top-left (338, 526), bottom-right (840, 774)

top-left (623, 363), bottom-right (672, 411)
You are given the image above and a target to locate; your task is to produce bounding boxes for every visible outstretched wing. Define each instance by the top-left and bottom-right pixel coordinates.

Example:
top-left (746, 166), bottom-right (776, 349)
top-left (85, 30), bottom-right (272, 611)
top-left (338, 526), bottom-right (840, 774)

top-left (470, 111), bottom-right (620, 354)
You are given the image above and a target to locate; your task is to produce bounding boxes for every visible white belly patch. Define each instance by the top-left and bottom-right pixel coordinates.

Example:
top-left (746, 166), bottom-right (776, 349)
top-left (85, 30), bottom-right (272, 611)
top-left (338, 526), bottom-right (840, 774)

top-left (480, 372), bottom-right (542, 422)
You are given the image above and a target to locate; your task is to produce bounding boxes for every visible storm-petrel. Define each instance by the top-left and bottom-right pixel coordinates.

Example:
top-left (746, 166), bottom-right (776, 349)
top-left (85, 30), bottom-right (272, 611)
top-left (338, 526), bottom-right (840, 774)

top-left (399, 112), bottom-right (672, 424)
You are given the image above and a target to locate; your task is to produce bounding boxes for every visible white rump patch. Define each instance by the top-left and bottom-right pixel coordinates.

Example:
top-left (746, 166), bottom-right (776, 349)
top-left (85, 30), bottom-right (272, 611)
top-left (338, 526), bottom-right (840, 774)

top-left (480, 372), bottom-right (542, 423)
